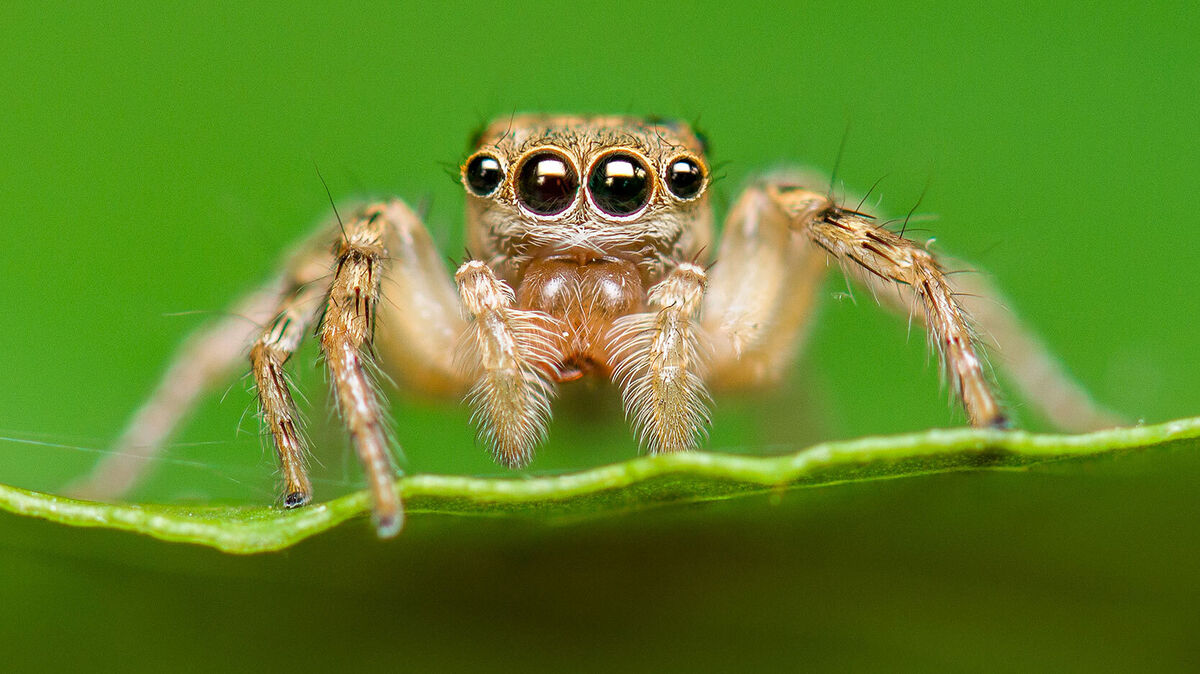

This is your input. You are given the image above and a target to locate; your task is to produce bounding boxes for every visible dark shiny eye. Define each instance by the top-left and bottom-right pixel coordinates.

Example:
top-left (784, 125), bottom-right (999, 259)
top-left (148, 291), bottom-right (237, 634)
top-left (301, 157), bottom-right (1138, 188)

top-left (464, 154), bottom-right (503, 196)
top-left (516, 151), bottom-right (578, 215)
top-left (665, 157), bottom-right (705, 199)
top-left (588, 153), bottom-right (651, 216)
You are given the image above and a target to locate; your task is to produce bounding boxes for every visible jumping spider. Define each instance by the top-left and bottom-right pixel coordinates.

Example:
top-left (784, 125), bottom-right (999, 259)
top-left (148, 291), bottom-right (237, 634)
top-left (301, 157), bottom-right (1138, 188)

top-left (73, 115), bottom-right (1115, 536)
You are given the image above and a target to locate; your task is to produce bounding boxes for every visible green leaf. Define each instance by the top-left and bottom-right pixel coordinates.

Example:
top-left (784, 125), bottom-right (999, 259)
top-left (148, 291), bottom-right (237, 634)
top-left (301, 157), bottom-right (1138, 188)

top-left (3, 417), bottom-right (1198, 554)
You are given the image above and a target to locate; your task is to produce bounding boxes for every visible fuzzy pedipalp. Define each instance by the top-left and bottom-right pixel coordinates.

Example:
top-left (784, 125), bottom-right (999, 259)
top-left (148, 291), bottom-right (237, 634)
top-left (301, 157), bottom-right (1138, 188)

top-left (455, 261), bottom-right (562, 467)
top-left (608, 263), bottom-right (712, 454)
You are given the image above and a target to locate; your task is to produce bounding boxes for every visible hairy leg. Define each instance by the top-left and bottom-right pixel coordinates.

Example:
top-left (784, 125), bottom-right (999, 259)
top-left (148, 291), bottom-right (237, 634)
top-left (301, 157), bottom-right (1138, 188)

top-left (262, 199), bottom-right (467, 535)
top-left (707, 173), bottom-right (1116, 432)
top-left (318, 204), bottom-right (410, 536)
top-left (67, 240), bottom-right (327, 501)
top-left (862, 267), bottom-right (1122, 431)
top-left (73, 198), bottom-right (469, 539)
top-left (247, 259), bottom-right (331, 507)
top-left (705, 174), bottom-right (1006, 428)
top-left (766, 180), bottom-right (1007, 427)
top-left (609, 262), bottom-right (710, 453)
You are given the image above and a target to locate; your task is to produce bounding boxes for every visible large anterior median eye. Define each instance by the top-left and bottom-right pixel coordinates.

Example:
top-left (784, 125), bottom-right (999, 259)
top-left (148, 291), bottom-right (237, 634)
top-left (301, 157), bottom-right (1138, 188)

top-left (516, 151), bottom-right (578, 215)
top-left (588, 153), bottom-right (651, 216)
top-left (464, 153), bottom-right (504, 196)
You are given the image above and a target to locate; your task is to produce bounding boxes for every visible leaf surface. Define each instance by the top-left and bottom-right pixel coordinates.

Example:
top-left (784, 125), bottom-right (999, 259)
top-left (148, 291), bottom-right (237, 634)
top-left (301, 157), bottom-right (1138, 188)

top-left (3, 417), bottom-right (1198, 553)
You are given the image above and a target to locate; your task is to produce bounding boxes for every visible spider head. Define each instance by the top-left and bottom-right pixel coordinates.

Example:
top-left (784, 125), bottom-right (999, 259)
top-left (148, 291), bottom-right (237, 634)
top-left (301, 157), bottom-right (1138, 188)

top-left (460, 115), bottom-right (713, 282)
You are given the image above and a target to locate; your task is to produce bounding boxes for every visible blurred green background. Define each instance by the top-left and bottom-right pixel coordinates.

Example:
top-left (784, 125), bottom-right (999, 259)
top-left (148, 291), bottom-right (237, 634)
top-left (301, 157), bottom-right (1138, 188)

top-left (2, 1), bottom-right (1198, 671)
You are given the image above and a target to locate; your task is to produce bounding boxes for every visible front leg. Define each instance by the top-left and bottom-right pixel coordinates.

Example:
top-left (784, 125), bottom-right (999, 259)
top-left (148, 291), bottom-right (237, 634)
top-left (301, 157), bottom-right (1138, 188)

top-left (608, 263), bottom-right (711, 453)
top-left (767, 183), bottom-right (1007, 428)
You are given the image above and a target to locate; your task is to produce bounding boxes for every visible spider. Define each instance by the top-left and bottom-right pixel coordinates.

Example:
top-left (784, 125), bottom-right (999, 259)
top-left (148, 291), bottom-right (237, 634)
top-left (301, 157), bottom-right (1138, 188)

top-left (71, 115), bottom-right (1116, 537)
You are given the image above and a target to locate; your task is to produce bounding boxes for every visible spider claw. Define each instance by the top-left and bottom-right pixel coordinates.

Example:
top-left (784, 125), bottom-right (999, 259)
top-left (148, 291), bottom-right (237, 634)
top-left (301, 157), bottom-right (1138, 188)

top-left (986, 413), bottom-right (1013, 431)
top-left (283, 490), bottom-right (311, 509)
top-left (372, 502), bottom-right (405, 539)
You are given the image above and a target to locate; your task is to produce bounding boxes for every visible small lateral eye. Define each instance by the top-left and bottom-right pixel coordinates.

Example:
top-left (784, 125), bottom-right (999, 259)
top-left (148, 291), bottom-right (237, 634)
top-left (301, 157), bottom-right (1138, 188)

top-left (464, 153), bottom-right (504, 196)
top-left (517, 151), bottom-right (578, 215)
top-left (589, 153), bottom-right (651, 216)
top-left (665, 157), bottom-right (705, 199)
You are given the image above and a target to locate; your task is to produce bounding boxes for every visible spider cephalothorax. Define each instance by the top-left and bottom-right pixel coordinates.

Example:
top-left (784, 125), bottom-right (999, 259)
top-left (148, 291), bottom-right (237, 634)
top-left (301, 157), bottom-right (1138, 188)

top-left (455, 116), bottom-right (719, 469)
top-left (74, 115), bottom-right (1116, 537)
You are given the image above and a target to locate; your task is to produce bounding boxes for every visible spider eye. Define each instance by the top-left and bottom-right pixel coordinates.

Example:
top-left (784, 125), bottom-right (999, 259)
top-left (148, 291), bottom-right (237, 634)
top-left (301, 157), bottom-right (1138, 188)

top-left (588, 153), bottom-right (651, 216)
top-left (665, 157), bottom-right (705, 199)
top-left (517, 151), bottom-right (578, 215)
top-left (464, 153), bottom-right (504, 196)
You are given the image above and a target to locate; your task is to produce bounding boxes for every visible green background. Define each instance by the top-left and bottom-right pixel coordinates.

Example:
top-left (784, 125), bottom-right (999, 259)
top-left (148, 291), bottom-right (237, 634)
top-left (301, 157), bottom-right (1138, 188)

top-left (2, 1), bottom-right (1198, 670)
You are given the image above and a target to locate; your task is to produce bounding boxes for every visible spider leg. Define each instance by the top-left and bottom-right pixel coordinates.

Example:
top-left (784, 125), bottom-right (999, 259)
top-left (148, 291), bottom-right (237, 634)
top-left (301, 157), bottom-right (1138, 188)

top-left (608, 263), bottom-right (710, 453)
top-left (317, 203), bottom-right (408, 536)
top-left (290, 199), bottom-right (470, 534)
top-left (74, 198), bottom-right (469, 539)
top-left (702, 181), bottom-right (829, 389)
top-left (706, 172), bottom-right (1116, 432)
top-left (248, 260), bottom-right (330, 508)
top-left (67, 238), bottom-right (327, 502)
top-left (373, 200), bottom-right (472, 397)
top-left (762, 178), bottom-right (1007, 427)
top-left (862, 265), bottom-right (1123, 431)
top-left (454, 261), bottom-right (559, 468)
